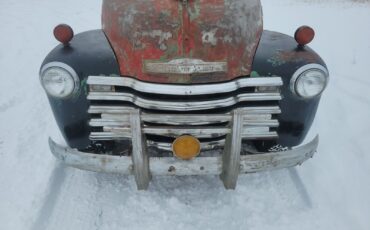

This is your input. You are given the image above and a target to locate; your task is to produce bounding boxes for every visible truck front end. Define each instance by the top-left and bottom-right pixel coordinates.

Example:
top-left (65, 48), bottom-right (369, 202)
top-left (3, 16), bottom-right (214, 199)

top-left (40, 0), bottom-right (329, 189)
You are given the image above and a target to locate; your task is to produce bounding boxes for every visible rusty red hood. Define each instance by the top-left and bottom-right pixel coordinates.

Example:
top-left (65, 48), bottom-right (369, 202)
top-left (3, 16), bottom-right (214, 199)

top-left (102, 0), bottom-right (263, 84)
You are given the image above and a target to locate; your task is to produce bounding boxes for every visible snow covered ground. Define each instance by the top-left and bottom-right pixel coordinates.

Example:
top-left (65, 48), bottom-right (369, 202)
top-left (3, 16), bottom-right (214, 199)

top-left (0, 0), bottom-right (369, 229)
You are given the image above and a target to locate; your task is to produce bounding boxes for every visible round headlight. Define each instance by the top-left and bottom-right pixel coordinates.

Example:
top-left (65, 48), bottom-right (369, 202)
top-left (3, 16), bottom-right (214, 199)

top-left (291, 64), bottom-right (329, 98)
top-left (40, 62), bottom-right (79, 98)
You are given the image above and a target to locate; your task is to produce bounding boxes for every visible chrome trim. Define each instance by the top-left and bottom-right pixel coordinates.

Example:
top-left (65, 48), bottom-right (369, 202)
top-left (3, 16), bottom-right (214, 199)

top-left (88, 107), bottom-right (280, 141)
top-left (89, 118), bottom-right (130, 127)
top-left (88, 106), bottom-right (136, 114)
top-left (89, 117), bottom-right (278, 128)
top-left (221, 109), bottom-right (243, 189)
top-left (87, 92), bottom-right (282, 111)
top-left (93, 114), bottom-right (231, 126)
top-left (90, 132), bottom-right (131, 140)
top-left (48, 135), bottom-right (318, 178)
top-left (245, 119), bottom-right (279, 127)
top-left (230, 106), bottom-right (281, 114)
top-left (87, 76), bottom-right (283, 96)
top-left (243, 131), bottom-right (278, 139)
top-left (101, 113), bottom-right (231, 126)
top-left (144, 127), bottom-right (231, 137)
top-left (101, 127), bottom-right (230, 139)
top-left (290, 64), bottom-right (329, 99)
top-left (40, 62), bottom-right (80, 99)
top-left (89, 84), bottom-right (114, 92)
top-left (143, 58), bottom-right (227, 74)
top-left (142, 114), bottom-right (231, 125)
top-left (129, 110), bottom-right (151, 190)
top-left (88, 105), bottom-right (282, 115)
top-left (89, 130), bottom-right (277, 140)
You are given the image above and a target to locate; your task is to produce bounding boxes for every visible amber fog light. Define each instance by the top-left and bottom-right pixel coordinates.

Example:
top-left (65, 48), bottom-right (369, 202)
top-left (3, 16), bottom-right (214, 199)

top-left (172, 135), bottom-right (201, 160)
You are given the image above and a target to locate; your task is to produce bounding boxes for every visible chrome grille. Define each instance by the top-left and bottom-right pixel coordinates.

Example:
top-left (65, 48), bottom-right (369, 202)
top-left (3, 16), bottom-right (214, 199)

top-left (86, 75), bottom-right (282, 150)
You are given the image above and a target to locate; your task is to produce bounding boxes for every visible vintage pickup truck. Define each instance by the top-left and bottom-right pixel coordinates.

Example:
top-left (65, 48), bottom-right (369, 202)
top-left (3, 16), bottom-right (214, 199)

top-left (40, 0), bottom-right (329, 190)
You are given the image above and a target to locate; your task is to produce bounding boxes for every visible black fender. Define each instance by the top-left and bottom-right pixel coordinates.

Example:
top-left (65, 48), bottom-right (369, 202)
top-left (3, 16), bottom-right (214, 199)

top-left (41, 30), bottom-right (120, 149)
top-left (252, 30), bottom-right (327, 147)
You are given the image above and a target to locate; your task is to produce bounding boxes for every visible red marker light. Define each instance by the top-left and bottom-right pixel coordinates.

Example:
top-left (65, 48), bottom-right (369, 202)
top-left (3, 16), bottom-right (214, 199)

top-left (294, 26), bottom-right (315, 46)
top-left (53, 24), bottom-right (74, 45)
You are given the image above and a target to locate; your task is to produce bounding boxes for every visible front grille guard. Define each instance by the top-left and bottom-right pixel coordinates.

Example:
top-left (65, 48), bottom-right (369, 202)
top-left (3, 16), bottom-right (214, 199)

top-left (88, 105), bottom-right (281, 151)
top-left (87, 75), bottom-right (283, 152)
top-left (92, 107), bottom-right (279, 189)
top-left (48, 76), bottom-right (319, 190)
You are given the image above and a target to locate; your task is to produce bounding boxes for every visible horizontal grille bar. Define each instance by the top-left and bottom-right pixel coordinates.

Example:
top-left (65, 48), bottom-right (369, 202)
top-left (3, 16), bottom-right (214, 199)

top-left (87, 76), bottom-right (283, 96)
top-left (90, 118), bottom-right (279, 128)
top-left (102, 126), bottom-right (230, 138)
top-left (87, 91), bottom-right (282, 111)
top-left (90, 128), bottom-right (278, 140)
top-left (144, 127), bottom-right (230, 137)
top-left (88, 105), bottom-right (282, 115)
top-left (91, 114), bottom-right (230, 126)
top-left (90, 131), bottom-right (278, 141)
top-left (142, 114), bottom-right (230, 125)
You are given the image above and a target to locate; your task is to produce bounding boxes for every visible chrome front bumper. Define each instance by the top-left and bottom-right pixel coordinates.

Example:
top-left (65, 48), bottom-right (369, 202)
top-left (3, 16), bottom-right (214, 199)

top-left (49, 135), bottom-right (318, 190)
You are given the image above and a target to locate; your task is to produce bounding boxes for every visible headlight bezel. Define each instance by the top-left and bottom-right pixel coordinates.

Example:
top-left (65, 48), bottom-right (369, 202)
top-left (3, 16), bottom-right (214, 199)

top-left (290, 64), bottom-right (329, 99)
top-left (40, 62), bottom-right (80, 99)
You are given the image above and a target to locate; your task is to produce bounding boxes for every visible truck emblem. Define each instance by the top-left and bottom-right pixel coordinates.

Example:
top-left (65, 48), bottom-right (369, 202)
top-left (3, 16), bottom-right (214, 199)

top-left (144, 58), bottom-right (227, 75)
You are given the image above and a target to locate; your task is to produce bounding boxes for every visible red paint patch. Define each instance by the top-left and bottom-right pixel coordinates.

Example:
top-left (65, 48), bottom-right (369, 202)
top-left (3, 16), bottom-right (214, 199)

top-left (102, 0), bottom-right (263, 83)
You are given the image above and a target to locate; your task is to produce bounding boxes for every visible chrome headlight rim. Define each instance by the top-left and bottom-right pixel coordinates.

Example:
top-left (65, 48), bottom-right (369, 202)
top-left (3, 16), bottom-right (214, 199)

top-left (290, 64), bottom-right (329, 99)
top-left (40, 62), bottom-right (80, 99)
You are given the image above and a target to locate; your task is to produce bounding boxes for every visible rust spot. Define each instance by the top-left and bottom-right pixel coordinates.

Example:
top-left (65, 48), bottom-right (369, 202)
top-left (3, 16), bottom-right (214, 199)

top-left (102, 0), bottom-right (263, 83)
top-left (268, 49), bottom-right (320, 67)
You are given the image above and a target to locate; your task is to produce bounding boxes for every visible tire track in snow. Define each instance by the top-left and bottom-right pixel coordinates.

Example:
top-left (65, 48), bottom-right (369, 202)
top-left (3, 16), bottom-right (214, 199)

top-left (30, 165), bottom-right (316, 230)
top-left (339, 73), bottom-right (370, 88)
top-left (31, 168), bottom-right (106, 230)
top-left (0, 97), bottom-right (18, 113)
top-left (288, 168), bottom-right (313, 208)
top-left (30, 163), bottom-right (67, 230)
top-left (0, 139), bottom-right (3, 156)
top-left (257, 169), bottom-right (313, 209)
top-left (333, 75), bottom-right (370, 105)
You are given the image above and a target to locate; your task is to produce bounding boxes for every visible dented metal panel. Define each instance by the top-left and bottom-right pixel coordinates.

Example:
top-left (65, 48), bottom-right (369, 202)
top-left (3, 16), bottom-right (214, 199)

top-left (48, 135), bottom-right (318, 179)
top-left (102, 0), bottom-right (263, 83)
